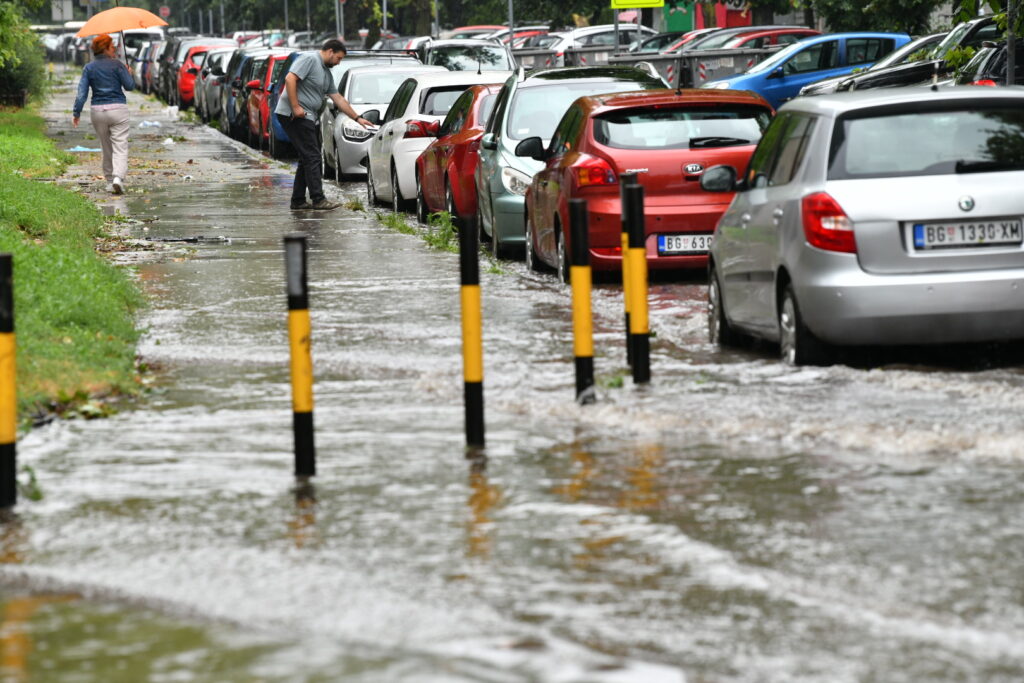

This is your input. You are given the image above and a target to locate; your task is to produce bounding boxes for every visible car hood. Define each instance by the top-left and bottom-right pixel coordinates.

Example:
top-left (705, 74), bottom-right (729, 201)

top-left (500, 144), bottom-right (548, 176)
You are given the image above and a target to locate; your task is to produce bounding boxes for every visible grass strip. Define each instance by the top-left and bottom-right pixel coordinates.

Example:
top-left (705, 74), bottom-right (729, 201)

top-left (0, 107), bottom-right (142, 420)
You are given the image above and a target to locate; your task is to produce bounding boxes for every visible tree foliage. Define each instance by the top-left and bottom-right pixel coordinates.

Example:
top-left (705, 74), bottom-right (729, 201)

top-left (0, 1), bottom-right (46, 98)
top-left (802, 0), bottom-right (938, 34)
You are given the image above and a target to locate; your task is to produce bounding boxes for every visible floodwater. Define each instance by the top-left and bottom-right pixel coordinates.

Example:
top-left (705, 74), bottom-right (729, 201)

top-left (8, 84), bottom-right (1024, 681)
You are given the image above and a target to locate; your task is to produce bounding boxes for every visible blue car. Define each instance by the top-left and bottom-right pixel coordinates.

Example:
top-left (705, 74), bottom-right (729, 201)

top-left (701, 32), bottom-right (911, 109)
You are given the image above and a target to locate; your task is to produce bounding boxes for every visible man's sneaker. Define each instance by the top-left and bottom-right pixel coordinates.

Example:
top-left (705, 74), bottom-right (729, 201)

top-left (290, 201), bottom-right (312, 210)
top-left (111, 177), bottom-right (124, 195)
top-left (309, 198), bottom-right (341, 211)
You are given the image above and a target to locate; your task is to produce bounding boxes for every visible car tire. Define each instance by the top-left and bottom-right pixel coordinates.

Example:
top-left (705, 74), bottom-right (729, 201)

top-left (525, 215), bottom-right (543, 272)
top-left (708, 263), bottom-right (741, 347)
top-left (391, 164), bottom-right (408, 213)
top-left (444, 178), bottom-right (461, 229)
top-left (367, 163), bottom-right (381, 207)
top-left (556, 221), bottom-right (569, 284)
top-left (321, 138), bottom-right (336, 181)
top-left (779, 284), bottom-right (831, 366)
top-left (415, 172), bottom-right (430, 223)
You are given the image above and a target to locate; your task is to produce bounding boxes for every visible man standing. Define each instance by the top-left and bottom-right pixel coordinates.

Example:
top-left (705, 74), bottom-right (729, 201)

top-left (275, 39), bottom-right (372, 210)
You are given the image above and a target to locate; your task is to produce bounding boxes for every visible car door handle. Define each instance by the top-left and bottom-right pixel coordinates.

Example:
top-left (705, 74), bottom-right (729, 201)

top-left (740, 213), bottom-right (751, 228)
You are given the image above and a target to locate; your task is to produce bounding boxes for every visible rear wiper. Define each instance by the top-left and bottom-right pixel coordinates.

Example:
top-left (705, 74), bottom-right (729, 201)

top-left (689, 136), bottom-right (751, 148)
top-left (955, 159), bottom-right (1024, 173)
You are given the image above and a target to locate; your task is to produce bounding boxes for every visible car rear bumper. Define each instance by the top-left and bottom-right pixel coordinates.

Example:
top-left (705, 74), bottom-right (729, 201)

top-left (795, 249), bottom-right (1024, 345)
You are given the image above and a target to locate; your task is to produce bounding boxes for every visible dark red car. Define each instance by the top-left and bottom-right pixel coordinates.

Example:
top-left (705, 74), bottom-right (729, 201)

top-left (519, 89), bottom-right (773, 281)
top-left (414, 84), bottom-right (501, 226)
top-left (177, 43), bottom-right (232, 109)
top-left (246, 51), bottom-right (293, 149)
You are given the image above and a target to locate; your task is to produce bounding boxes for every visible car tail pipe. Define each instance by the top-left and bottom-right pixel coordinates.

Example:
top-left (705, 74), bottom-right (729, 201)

top-left (0, 253), bottom-right (15, 508)
top-left (459, 217), bottom-right (485, 450)
top-left (284, 235), bottom-right (316, 478)
top-left (624, 183), bottom-right (651, 385)
top-left (569, 199), bottom-right (596, 405)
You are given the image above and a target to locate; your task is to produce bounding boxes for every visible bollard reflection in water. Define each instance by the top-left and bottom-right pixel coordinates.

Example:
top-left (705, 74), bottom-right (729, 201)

top-left (288, 480), bottom-right (318, 550)
top-left (466, 457), bottom-right (502, 560)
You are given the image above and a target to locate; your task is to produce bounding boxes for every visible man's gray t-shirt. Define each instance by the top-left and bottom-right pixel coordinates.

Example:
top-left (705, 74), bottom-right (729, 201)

top-left (274, 51), bottom-right (333, 121)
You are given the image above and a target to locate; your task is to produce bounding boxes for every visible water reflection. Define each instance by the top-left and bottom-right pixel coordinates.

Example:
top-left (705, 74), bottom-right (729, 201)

top-left (288, 480), bottom-right (318, 550)
top-left (466, 457), bottom-right (502, 560)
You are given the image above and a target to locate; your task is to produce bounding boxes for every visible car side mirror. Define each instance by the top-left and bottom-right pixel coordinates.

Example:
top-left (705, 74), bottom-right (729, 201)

top-left (767, 66), bottom-right (785, 79)
top-left (187, 67), bottom-right (199, 75)
top-left (362, 109), bottom-right (381, 125)
top-left (482, 133), bottom-right (497, 150)
top-left (514, 136), bottom-right (546, 161)
top-left (699, 165), bottom-right (738, 193)
top-left (246, 78), bottom-right (260, 89)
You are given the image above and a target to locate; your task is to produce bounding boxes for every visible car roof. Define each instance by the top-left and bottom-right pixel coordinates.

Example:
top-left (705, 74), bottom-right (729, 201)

top-left (426, 38), bottom-right (509, 48)
top-left (518, 66), bottom-right (664, 87)
top-left (780, 85), bottom-right (1024, 117)
top-left (343, 64), bottom-right (445, 76)
top-left (405, 70), bottom-right (513, 89)
top-left (783, 31), bottom-right (910, 46)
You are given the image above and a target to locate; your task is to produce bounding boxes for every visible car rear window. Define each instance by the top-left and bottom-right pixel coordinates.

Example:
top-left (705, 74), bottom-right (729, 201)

top-left (428, 46), bottom-right (511, 71)
top-left (593, 105), bottom-right (771, 149)
top-left (829, 105), bottom-right (1024, 179)
top-left (507, 79), bottom-right (662, 141)
top-left (420, 86), bottom-right (472, 116)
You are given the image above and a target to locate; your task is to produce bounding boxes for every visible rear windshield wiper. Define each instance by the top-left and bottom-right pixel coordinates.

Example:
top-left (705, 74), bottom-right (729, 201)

top-left (955, 159), bottom-right (1024, 174)
top-left (689, 136), bottom-right (751, 148)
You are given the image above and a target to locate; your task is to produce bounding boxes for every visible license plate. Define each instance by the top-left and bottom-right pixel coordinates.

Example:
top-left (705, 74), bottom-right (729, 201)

top-left (911, 219), bottom-right (1023, 250)
top-left (657, 234), bottom-right (713, 255)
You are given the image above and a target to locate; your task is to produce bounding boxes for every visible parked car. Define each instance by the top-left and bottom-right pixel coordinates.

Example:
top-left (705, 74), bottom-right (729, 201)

top-left (177, 40), bottom-right (236, 108)
top-left (702, 88), bottom-right (1024, 365)
top-left (246, 50), bottom-right (293, 148)
top-left (366, 70), bottom-right (512, 213)
top-left (321, 63), bottom-right (446, 180)
top-left (720, 28), bottom-right (821, 50)
top-left (519, 89), bottom-right (772, 280)
top-left (221, 48), bottom-right (274, 139)
top-left (443, 25), bottom-right (505, 40)
top-left (481, 26), bottom-right (550, 45)
top-left (421, 38), bottom-right (516, 71)
top-left (513, 32), bottom-right (564, 50)
top-left (835, 17), bottom-right (999, 92)
top-left (662, 28), bottom-right (723, 53)
top-left (545, 24), bottom-right (657, 66)
top-left (953, 37), bottom-right (1024, 86)
top-left (683, 25), bottom-right (809, 51)
top-left (476, 66), bottom-right (665, 258)
top-left (798, 32), bottom-right (943, 97)
top-left (628, 31), bottom-right (688, 53)
top-left (195, 47), bottom-right (235, 122)
top-left (702, 32), bottom-right (911, 109)
top-left (415, 84), bottom-right (502, 225)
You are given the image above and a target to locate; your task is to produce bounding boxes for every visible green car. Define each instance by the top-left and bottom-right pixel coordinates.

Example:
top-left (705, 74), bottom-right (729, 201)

top-left (475, 67), bottom-right (665, 259)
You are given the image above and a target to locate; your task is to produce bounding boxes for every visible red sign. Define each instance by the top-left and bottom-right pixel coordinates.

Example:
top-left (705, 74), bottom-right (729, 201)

top-left (158, 5), bottom-right (170, 17)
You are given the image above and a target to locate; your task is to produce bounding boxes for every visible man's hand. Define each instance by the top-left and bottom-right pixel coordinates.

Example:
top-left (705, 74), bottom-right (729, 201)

top-left (291, 105), bottom-right (305, 119)
top-left (354, 116), bottom-right (372, 128)
top-left (72, 116), bottom-right (79, 128)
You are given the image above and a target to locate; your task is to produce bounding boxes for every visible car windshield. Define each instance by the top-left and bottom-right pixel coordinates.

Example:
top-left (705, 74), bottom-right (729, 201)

top-left (830, 106), bottom-right (1024, 179)
top-left (872, 34), bottom-right (937, 70)
top-left (593, 105), bottom-right (771, 149)
top-left (693, 30), bottom-right (751, 50)
top-left (744, 40), bottom-right (809, 74)
top-left (427, 45), bottom-right (512, 71)
top-left (349, 70), bottom-right (426, 104)
top-left (930, 22), bottom-right (973, 61)
top-left (507, 80), bottom-right (661, 141)
top-left (331, 57), bottom-right (419, 88)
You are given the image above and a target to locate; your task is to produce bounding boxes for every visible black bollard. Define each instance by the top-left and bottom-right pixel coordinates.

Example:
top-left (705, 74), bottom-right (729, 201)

top-left (619, 172), bottom-right (637, 366)
top-left (284, 235), bottom-right (315, 477)
top-left (568, 199), bottom-right (595, 405)
top-left (0, 254), bottom-right (14, 508)
top-left (459, 223), bottom-right (485, 449)
top-left (624, 184), bottom-right (651, 384)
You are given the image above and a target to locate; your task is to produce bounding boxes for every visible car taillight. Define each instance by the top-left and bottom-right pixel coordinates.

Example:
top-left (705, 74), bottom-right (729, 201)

top-left (972, 79), bottom-right (998, 86)
top-left (574, 156), bottom-right (616, 187)
top-left (802, 192), bottom-right (856, 253)
top-left (404, 121), bottom-right (429, 138)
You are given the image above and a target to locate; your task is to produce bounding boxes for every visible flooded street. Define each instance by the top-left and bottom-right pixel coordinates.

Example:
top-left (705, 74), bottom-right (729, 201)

top-left (7, 81), bottom-right (1024, 681)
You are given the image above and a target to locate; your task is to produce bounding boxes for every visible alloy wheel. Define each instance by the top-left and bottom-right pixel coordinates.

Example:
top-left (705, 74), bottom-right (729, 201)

top-left (416, 173), bottom-right (429, 223)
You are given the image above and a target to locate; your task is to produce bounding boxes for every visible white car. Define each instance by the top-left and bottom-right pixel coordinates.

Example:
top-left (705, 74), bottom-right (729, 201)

top-left (366, 70), bottom-right (511, 213)
top-left (320, 64), bottom-right (445, 181)
top-left (544, 24), bottom-right (656, 65)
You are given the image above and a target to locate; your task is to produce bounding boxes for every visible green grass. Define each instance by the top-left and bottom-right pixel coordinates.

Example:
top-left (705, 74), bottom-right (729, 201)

top-left (376, 210), bottom-right (462, 253)
top-left (0, 108), bottom-right (142, 419)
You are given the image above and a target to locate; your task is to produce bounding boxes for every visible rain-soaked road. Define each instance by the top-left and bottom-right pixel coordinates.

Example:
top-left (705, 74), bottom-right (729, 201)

top-left (5, 79), bottom-right (1024, 681)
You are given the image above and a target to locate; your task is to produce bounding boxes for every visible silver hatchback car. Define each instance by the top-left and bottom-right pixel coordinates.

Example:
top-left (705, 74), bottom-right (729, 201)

top-left (702, 88), bottom-right (1024, 365)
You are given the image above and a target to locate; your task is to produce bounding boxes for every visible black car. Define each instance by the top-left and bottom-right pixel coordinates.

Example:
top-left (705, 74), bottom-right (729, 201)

top-left (799, 32), bottom-right (944, 96)
top-left (954, 38), bottom-right (1024, 86)
top-left (835, 16), bottom-right (1001, 91)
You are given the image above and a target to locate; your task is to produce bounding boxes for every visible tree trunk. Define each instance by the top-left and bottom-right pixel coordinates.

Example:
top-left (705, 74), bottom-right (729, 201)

top-left (804, 5), bottom-right (815, 29)
top-left (412, 0), bottom-right (432, 35)
top-left (752, 6), bottom-right (775, 25)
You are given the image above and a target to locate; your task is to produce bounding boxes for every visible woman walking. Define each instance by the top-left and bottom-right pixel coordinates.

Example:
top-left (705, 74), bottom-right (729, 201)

top-left (72, 34), bottom-right (134, 194)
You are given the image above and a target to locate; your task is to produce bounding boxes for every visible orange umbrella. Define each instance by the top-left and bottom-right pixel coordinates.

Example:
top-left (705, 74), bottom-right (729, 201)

top-left (74, 6), bottom-right (167, 38)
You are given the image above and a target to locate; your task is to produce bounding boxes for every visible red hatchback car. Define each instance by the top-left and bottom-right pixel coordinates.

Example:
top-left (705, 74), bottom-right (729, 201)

top-left (246, 51), bottom-right (293, 149)
top-left (178, 42), bottom-right (233, 109)
top-left (519, 89), bottom-right (773, 281)
top-left (415, 84), bottom-right (501, 226)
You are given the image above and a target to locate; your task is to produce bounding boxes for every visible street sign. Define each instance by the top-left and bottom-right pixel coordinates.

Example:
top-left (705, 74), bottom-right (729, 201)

top-left (158, 5), bottom-right (170, 17)
top-left (610, 0), bottom-right (664, 7)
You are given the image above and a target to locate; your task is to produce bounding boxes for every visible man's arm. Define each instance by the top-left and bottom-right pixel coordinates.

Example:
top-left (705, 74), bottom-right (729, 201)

top-left (284, 72), bottom-right (304, 118)
top-left (329, 93), bottom-right (371, 127)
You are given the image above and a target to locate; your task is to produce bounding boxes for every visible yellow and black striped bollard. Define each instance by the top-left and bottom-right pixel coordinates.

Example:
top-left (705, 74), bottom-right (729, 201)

top-left (568, 199), bottom-right (595, 405)
top-left (624, 183), bottom-right (651, 384)
top-left (0, 254), bottom-right (15, 507)
top-left (284, 235), bottom-right (316, 477)
top-left (619, 172), bottom-right (637, 367)
top-left (459, 218), bottom-right (485, 449)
